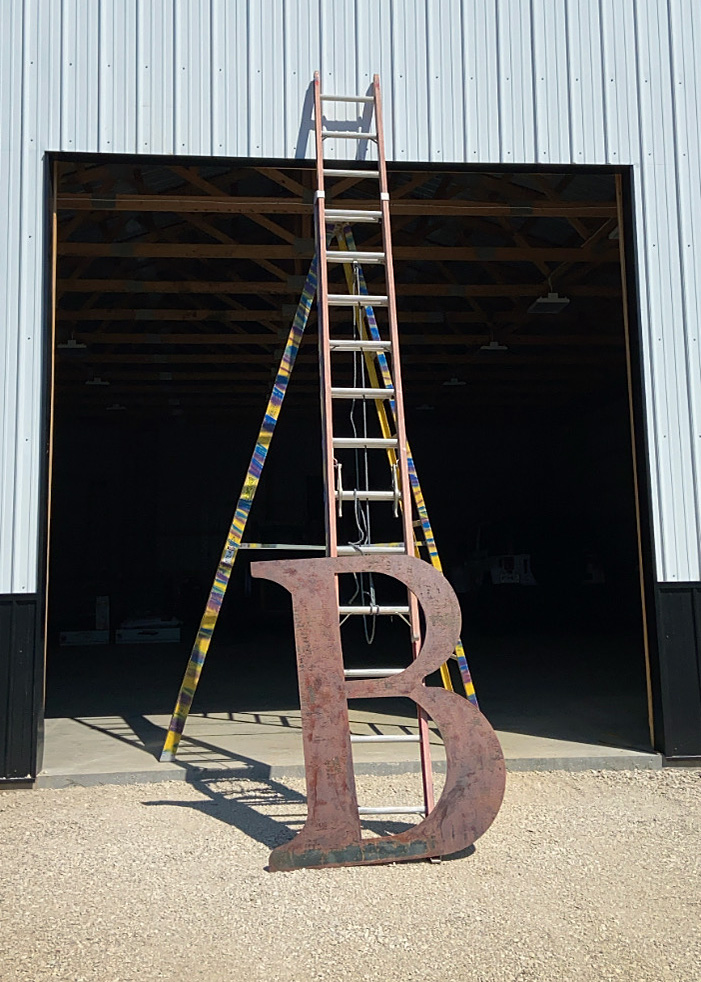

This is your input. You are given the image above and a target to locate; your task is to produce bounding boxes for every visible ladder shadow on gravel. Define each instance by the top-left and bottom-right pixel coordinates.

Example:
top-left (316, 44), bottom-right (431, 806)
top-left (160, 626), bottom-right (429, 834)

top-left (143, 775), bottom-right (309, 852)
top-left (65, 715), bottom-right (314, 851)
top-left (142, 775), bottom-right (424, 852)
top-left (69, 715), bottom-right (477, 859)
top-left (143, 774), bottom-right (474, 861)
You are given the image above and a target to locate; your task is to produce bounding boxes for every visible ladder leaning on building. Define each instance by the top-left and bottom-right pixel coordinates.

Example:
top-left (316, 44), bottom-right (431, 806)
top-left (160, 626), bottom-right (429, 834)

top-left (160, 74), bottom-right (477, 820)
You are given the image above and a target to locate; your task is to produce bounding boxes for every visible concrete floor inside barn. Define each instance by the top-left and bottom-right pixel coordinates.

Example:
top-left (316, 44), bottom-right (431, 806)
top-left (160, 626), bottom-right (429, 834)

top-left (39, 624), bottom-right (660, 787)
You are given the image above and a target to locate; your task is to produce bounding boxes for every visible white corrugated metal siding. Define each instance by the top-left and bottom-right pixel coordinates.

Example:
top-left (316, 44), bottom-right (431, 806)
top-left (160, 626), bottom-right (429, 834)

top-left (1, 0), bottom-right (700, 592)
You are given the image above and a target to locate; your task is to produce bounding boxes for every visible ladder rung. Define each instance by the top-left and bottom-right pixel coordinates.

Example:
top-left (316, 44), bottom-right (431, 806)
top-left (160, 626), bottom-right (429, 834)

top-left (324, 169), bottom-right (379, 179)
top-left (325, 209), bottom-right (382, 224)
top-left (358, 806), bottom-right (426, 816)
top-left (339, 605), bottom-right (410, 616)
top-left (326, 250), bottom-right (385, 264)
top-left (235, 543), bottom-right (325, 551)
top-left (331, 387), bottom-right (394, 400)
top-left (329, 340), bottom-right (392, 352)
top-left (344, 667), bottom-right (405, 677)
top-left (322, 130), bottom-right (378, 141)
top-left (328, 294), bottom-right (388, 307)
top-left (320, 94), bottom-right (375, 103)
top-left (337, 544), bottom-right (406, 556)
top-left (350, 734), bottom-right (420, 743)
top-left (335, 489), bottom-right (401, 501)
top-left (333, 436), bottom-right (398, 449)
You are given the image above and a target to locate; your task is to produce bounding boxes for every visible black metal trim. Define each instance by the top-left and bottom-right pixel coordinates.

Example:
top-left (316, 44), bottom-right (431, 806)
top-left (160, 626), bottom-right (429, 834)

top-left (654, 582), bottom-right (701, 756)
top-left (48, 148), bottom-right (638, 178)
top-left (0, 595), bottom-right (40, 780)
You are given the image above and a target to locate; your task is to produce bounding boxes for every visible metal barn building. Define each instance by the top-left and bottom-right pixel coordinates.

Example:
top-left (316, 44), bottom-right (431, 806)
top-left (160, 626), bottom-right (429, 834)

top-left (2, 0), bottom-right (701, 785)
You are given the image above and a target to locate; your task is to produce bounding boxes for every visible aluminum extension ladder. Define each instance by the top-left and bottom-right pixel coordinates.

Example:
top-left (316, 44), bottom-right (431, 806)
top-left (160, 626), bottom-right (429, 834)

top-left (161, 77), bottom-right (476, 822)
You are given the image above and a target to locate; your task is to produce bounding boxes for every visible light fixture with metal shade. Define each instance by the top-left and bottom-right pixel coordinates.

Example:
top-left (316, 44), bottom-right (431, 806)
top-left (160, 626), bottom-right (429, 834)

top-left (57, 337), bottom-right (87, 350)
top-left (527, 291), bottom-right (570, 315)
top-left (480, 340), bottom-right (509, 351)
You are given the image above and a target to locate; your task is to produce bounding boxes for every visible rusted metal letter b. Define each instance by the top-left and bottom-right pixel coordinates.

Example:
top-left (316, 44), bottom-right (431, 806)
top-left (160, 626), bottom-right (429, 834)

top-left (251, 555), bottom-right (505, 870)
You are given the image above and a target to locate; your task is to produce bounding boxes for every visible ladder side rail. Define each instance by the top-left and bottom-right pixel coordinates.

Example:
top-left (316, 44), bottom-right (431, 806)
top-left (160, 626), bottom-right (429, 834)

top-left (160, 259), bottom-right (319, 761)
top-left (313, 70), bottom-right (338, 558)
top-left (372, 74), bottom-right (414, 559)
top-left (371, 76), bottom-right (434, 813)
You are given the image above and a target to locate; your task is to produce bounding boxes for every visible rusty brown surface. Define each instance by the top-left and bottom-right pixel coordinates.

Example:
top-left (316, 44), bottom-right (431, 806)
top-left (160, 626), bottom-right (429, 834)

top-left (251, 555), bottom-right (505, 871)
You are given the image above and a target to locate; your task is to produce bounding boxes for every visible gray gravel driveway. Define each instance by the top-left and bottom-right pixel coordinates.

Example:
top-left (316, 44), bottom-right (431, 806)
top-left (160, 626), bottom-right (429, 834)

top-left (1, 769), bottom-right (699, 981)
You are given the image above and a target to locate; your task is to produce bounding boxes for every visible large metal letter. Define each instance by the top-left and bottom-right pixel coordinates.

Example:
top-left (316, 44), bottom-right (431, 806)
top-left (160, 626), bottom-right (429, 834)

top-left (251, 555), bottom-right (505, 870)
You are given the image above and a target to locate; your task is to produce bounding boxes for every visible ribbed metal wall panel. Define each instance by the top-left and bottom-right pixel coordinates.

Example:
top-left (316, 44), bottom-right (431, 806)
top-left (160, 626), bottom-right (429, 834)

top-left (0, 0), bottom-right (23, 592)
top-left (137, 0), bottom-right (176, 156)
top-left (668, 0), bottom-right (701, 582)
top-left (1, 0), bottom-right (700, 591)
top-left (495, 0), bottom-right (536, 163)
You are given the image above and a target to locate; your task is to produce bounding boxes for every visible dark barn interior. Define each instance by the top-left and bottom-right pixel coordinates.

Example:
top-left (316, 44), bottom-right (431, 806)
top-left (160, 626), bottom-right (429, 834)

top-left (46, 159), bottom-right (651, 756)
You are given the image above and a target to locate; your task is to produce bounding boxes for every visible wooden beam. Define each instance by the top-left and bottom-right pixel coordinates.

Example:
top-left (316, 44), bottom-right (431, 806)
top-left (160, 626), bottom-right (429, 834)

top-left (533, 174), bottom-right (590, 240)
top-left (60, 308), bottom-right (491, 324)
top-left (400, 283), bottom-right (621, 297)
top-left (71, 332), bottom-right (285, 345)
top-left (73, 351), bottom-right (619, 367)
top-left (57, 193), bottom-right (618, 218)
top-left (69, 331), bottom-right (621, 348)
top-left (256, 167), bottom-right (308, 197)
top-left (60, 244), bottom-right (305, 259)
top-left (391, 173), bottom-right (437, 199)
top-left (60, 243), bottom-right (619, 262)
top-left (58, 374), bottom-right (616, 390)
top-left (61, 309), bottom-right (288, 322)
top-left (183, 213), bottom-right (237, 245)
top-left (179, 213), bottom-right (294, 288)
top-left (549, 218), bottom-right (619, 286)
top-left (244, 212), bottom-right (298, 246)
top-left (57, 278), bottom-right (294, 294)
top-left (57, 278), bottom-right (622, 297)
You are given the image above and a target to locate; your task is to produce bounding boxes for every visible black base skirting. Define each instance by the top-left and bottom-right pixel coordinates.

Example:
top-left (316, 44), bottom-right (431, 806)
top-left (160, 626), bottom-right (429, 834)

top-left (655, 583), bottom-right (701, 757)
top-left (0, 594), bottom-right (42, 781)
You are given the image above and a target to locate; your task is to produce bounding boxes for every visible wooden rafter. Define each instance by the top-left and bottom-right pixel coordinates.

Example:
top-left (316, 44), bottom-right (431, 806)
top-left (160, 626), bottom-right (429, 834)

top-left (54, 160), bottom-right (625, 412)
top-left (57, 278), bottom-right (621, 297)
top-left (57, 193), bottom-right (617, 219)
top-left (60, 243), bottom-right (619, 262)
top-left (71, 332), bottom-right (622, 348)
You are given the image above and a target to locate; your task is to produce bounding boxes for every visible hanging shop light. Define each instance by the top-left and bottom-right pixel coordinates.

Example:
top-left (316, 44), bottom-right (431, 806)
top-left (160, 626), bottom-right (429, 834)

top-left (527, 291), bottom-right (570, 315)
top-left (57, 337), bottom-right (86, 350)
top-left (480, 340), bottom-right (509, 351)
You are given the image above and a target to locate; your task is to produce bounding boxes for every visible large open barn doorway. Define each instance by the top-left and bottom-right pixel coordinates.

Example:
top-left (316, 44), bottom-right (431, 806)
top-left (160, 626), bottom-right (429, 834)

top-left (43, 158), bottom-right (654, 778)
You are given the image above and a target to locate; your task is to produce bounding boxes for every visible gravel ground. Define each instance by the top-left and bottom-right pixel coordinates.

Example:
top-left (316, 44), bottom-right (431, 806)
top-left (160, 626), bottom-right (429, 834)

top-left (1, 768), bottom-right (700, 982)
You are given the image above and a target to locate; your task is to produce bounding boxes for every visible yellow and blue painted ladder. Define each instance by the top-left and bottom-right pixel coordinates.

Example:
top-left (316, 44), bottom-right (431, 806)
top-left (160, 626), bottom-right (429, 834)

top-left (335, 224), bottom-right (476, 704)
top-left (160, 258), bottom-right (319, 762)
